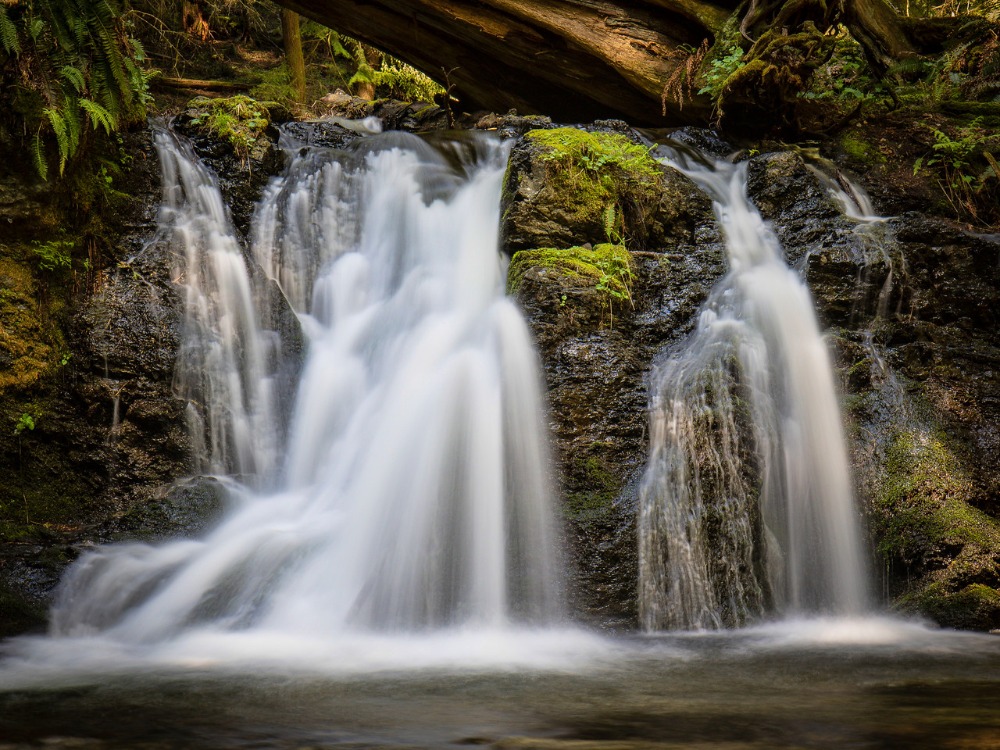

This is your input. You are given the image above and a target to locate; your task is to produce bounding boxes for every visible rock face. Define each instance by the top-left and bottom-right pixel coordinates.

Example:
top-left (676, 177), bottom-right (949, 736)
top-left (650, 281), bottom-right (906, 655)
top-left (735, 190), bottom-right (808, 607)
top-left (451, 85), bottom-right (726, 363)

top-left (502, 125), bottom-right (724, 628)
top-left (746, 150), bottom-right (1000, 630)
top-left (0, 121), bottom-right (288, 637)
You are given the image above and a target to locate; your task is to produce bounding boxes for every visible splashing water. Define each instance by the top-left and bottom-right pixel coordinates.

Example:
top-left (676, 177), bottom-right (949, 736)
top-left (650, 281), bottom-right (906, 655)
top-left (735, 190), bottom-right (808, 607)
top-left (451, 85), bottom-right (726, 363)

top-left (639, 147), bottom-right (870, 630)
top-left (46, 125), bottom-right (563, 652)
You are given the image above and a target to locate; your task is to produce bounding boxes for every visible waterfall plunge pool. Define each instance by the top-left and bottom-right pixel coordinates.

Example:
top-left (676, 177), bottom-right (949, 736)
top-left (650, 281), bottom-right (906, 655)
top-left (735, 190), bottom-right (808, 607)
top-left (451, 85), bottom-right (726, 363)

top-left (1, 618), bottom-right (998, 748)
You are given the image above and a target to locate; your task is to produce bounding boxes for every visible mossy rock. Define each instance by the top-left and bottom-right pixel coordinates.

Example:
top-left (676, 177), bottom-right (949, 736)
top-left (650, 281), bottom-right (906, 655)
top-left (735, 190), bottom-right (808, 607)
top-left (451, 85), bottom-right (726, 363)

top-left (897, 583), bottom-right (1000, 631)
top-left (507, 243), bottom-right (634, 312)
top-left (874, 428), bottom-right (1000, 630)
top-left (0, 254), bottom-right (60, 394)
top-left (501, 126), bottom-right (711, 254)
top-left (183, 95), bottom-right (273, 164)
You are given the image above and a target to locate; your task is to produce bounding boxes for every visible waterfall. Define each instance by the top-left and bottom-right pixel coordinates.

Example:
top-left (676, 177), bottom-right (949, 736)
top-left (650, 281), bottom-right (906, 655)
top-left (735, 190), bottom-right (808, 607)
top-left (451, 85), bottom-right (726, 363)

top-left (48, 125), bottom-right (562, 644)
top-left (638, 147), bottom-right (870, 630)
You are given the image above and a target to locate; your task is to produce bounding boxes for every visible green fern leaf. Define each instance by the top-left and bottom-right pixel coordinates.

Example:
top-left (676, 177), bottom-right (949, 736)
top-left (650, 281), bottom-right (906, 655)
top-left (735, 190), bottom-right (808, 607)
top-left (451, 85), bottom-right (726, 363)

top-left (80, 97), bottom-right (117, 134)
top-left (33, 133), bottom-right (49, 181)
top-left (61, 65), bottom-right (86, 93)
top-left (128, 36), bottom-right (145, 62)
top-left (64, 97), bottom-right (83, 153)
top-left (30, 17), bottom-right (46, 42)
top-left (43, 108), bottom-right (70, 174)
top-left (0, 6), bottom-right (20, 55)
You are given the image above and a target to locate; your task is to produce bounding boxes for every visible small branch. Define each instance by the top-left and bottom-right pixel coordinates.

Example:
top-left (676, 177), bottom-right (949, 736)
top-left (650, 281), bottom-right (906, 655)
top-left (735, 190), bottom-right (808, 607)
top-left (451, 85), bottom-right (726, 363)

top-left (156, 77), bottom-right (254, 92)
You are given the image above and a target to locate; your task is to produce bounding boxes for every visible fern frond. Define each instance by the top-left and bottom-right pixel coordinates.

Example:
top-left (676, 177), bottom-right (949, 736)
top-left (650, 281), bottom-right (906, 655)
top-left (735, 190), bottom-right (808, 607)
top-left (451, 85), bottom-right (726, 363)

top-left (0, 6), bottom-right (20, 56)
top-left (128, 36), bottom-right (145, 62)
top-left (61, 65), bottom-right (86, 93)
top-left (79, 97), bottom-right (117, 134)
top-left (44, 108), bottom-right (71, 174)
top-left (33, 132), bottom-right (49, 181)
top-left (29, 17), bottom-right (47, 43)
top-left (64, 97), bottom-right (83, 154)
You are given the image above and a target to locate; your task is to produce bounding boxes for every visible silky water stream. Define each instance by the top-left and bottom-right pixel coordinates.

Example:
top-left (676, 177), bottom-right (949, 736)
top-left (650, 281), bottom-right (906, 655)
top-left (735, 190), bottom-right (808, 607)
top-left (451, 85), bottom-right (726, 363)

top-left (0, 128), bottom-right (998, 749)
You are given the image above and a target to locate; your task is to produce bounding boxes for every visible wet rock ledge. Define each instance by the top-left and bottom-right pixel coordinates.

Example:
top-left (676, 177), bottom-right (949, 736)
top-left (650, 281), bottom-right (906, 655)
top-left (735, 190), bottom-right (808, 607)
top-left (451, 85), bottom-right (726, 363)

top-left (501, 123), bottom-right (725, 628)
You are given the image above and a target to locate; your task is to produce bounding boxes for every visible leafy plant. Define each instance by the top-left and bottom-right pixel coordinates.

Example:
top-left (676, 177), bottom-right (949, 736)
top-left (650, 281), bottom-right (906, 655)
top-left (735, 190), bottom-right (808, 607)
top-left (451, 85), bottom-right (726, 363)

top-left (30, 238), bottom-right (75, 275)
top-left (697, 43), bottom-right (745, 101)
top-left (14, 413), bottom-right (36, 436)
top-left (187, 95), bottom-right (270, 165)
top-left (372, 60), bottom-right (444, 102)
top-left (913, 117), bottom-right (999, 223)
top-left (0, 0), bottom-right (153, 180)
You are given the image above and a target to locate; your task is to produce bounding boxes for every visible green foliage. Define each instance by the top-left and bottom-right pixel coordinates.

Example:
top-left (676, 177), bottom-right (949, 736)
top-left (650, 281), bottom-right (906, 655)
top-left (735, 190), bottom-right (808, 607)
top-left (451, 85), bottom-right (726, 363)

top-left (800, 35), bottom-right (893, 106)
top-left (0, 0), bottom-right (153, 180)
top-left (30, 238), bottom-right (76, 275)
top-left (187, 95), bottom-right (270, 164)
top-left (507, 244), bottom-right (635, 311)
top-left (913, 117), bottom-right (999, 223)
top-left (697, 43), bottom-right (745, 101)
top-left (14, 413), bottom-right (36, 436)
top-left (372, 60), bottom-right (444, 102)
top-left (526, 128), bottom-right (664, 249)
top-left (529, 128), bottom-right (662, 184)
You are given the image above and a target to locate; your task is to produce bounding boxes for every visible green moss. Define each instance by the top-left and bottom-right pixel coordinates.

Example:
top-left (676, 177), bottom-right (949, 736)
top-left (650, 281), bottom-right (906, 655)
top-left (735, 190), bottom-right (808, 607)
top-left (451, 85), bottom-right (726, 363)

top-left (0, 255), bottom-right (59, 393)
top-left (875, 429), bottom-right (1000, 563)
top-left (507, 244), bottom-right (634, 306)
top-left (525, 128), bottom-right (663, 244)
top-left (897, 582), bottom-right (1000, 631)
top-left (840, 131), bottom-right (884, 165)
top-left (564, 451), bottom-right (625, 523)
top-left (187, 95), bottom-right (271, 164)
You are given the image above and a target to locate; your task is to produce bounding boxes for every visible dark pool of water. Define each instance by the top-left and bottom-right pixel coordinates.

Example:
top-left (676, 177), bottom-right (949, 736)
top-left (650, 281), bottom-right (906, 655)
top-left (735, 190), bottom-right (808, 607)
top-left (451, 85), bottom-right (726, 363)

top-left (1, 619), bottom-right (998, 749)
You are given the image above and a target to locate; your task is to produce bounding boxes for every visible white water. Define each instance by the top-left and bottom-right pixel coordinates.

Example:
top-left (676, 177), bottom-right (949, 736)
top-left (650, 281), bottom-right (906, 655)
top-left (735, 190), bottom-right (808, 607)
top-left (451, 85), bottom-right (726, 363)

top-left (638, 147), bottom-right (870, 630)
top-left (44, 125), bottom-right (562, 651)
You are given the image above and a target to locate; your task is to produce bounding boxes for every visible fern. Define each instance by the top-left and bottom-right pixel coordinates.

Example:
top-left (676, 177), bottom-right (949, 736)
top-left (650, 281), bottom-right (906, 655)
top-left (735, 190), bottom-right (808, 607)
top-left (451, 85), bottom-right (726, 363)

top-left (32, 132), bottom-right (49, 181)
top-left (43, 108), bottom-right (71, 174)
top-left (80, 98), bottom-right (117, 134)
top-left (61, 65), bottom-right (86, 93)
top-left (5, 0), bottom-right (153, 179)
top-left (0, 6), bottom-right (20, 55)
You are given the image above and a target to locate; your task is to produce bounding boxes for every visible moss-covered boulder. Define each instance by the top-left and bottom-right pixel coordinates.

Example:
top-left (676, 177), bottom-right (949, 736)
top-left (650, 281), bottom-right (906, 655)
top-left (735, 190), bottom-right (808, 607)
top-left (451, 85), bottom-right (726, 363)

top-left (501, 125), bottom-right (712, 254)
top-left (504, 128), bottom-right (725, 626)
top-left (873, 429), bottom-right (1000, 630)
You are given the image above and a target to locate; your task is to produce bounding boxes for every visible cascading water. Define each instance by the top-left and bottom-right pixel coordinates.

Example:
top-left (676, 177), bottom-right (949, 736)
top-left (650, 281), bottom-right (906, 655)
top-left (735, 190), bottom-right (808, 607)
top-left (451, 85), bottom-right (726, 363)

top-left (638, 146), bottom-right (870, 630)
top-left (47, 123), bottom-right (562, 649)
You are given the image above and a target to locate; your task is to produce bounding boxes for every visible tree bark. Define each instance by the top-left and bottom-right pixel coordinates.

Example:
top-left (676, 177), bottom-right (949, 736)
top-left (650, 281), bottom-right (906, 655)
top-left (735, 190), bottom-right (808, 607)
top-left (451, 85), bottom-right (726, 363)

top-left (281, 8), bottom-right (307, 104)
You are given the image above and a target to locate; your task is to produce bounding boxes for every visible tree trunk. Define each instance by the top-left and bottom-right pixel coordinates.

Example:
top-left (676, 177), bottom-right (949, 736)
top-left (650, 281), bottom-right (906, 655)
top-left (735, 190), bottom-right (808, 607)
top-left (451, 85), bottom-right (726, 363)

top-left (354, 45), bottom-right (382, 101)
top-left (273, 0), bottom-right (932, 126)
top-left (281, 8), bottom-right (307, 104)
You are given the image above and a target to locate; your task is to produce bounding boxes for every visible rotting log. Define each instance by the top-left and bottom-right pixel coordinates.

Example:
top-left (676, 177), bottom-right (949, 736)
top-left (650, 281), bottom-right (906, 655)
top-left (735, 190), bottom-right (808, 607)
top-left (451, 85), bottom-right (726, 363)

top-left (274, 0), bottom-right (729, 125)
top-left (273, 0), bottom-right (956, 127)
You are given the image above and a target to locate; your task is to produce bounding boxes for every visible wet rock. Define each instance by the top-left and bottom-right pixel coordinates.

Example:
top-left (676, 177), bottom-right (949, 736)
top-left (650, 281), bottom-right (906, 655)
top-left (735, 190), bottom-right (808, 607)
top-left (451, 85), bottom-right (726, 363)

top-left (475, 111), bottom-right (554, 140)
top-left (666, 127), bottom-right (735, 158)
top-left (110, 476), bottom-right (227, 541)
top-left (175, 97), bottom-right (284, 239)
top-left (504, 127), bottom-right (726, 627)
top-left (750, 147), bottom-right (1000, 629)
top-left (501, 126), bottom-right (714, 255)
top-left (0, 134), bottom-right (176, 637)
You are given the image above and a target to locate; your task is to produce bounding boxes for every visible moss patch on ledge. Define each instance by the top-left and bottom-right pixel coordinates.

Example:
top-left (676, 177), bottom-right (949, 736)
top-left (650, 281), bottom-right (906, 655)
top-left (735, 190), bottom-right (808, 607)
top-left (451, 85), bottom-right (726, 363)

top-left (186, 95), bottom-right (272, 164)
top-left (507, 244), bottom-right (634, 305)
top-left (525, 128), bottom-right (663, 245)
top-left (874, 428), bottom-right (1000, 630)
